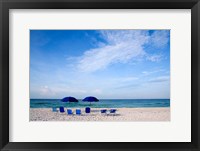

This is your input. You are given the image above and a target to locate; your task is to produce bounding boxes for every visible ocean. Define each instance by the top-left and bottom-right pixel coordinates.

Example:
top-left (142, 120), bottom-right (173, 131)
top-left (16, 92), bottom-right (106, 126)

top-left (30, 99), bottom-right (170, 108)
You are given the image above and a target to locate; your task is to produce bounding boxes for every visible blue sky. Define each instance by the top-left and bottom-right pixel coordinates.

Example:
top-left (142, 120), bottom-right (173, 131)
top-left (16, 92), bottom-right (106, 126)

top-left (30, 30), bottom-right (170, 99)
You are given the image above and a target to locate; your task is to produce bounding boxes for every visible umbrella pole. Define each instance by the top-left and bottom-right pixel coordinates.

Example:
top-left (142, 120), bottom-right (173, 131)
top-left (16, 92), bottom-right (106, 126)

top-left (90, 102), bottom-right (91, 105)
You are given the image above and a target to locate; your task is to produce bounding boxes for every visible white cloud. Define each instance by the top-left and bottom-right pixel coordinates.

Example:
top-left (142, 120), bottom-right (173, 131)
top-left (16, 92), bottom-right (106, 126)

top-left (39, 85), bottom-right (56, 96)
top-left (113, 76), bottom-right (138, 82)
top-left (77, 43), bottom-right (145, 72)
top-left (142, 69), bottom-right (165, 75)
top-left (71, 30), bottom-right (169, 73)
top-left (148, 76), bottom-right (170, 83)
top-left (99, 30), bottom-right (149, 45)
top-left (146, 54), bottom-right (163, 62)
top-left (77, 30), bottom-right (149, 72)
top-left (51, 87), bottom-right (88, 94)
top-left (151, 30), bottom-right (169, 48)
top-left (31, 85), bottom-right (89, 98)
top-left (92, 89), bottom-right (102, 95)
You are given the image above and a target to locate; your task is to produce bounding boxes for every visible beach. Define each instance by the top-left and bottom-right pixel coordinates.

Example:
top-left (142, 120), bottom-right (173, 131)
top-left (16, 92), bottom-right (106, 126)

top-left (30, 107), bottom-right (170, 121)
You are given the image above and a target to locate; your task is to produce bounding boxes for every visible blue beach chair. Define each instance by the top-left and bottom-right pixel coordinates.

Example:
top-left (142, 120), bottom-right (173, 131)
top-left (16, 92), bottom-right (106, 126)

top-left (67, 109), bottom-right (73, 115)
top-left (109, 109), bottom-right (117, 115)
top-left (101, 109), bottom-right (107, 113)
top-left (59, 107), bottom-right (65, 113)
top-left (76, 109), bottom-right (81, 115)
top-left (100, 109), bottom-right (107, 115)
top-left (52, 107), bottom-right (58, 112)
top-left (85, 107), bottom-right (90, 113)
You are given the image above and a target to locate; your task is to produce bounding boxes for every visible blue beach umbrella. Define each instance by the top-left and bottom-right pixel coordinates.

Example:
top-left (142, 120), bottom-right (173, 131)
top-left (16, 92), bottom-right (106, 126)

top-left (82, 96), bottom-right (99, 105)
top-left (61, 96), bottom-right (79, 102)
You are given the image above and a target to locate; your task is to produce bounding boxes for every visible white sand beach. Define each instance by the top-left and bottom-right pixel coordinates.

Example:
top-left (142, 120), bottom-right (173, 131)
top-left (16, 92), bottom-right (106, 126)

top-left (30, 107), bottom-right (170, 121)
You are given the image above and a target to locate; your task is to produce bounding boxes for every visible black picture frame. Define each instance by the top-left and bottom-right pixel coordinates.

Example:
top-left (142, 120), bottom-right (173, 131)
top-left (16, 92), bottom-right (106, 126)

top-left (0, 0), bottom-right (200, 151)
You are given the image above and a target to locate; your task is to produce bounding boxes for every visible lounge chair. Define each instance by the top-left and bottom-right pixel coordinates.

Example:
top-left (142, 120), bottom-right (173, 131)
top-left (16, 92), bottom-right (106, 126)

top-left (109, 109), bottom-right (117, 115)
top-left (85, 107), bottom-right (90, 113)
top-left (59, 107), bottom-right (65, 113)
top-left (52, 107), bottom-right (58, 112)
top-left (100, 109), bottom-right (107, 115)
top-left (76, 109), bottom-right (81, 115)
top-left (67, 109), bottom-right (73, 115)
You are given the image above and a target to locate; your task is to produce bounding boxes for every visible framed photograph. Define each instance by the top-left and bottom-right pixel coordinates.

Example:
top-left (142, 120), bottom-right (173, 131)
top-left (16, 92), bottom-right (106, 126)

top-left (0, 0), bottom-right (199, 151)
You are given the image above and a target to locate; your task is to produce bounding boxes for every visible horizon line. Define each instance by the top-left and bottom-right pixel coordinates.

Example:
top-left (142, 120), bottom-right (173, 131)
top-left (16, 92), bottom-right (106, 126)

top-left (30, 98), bottom-right (170, 100)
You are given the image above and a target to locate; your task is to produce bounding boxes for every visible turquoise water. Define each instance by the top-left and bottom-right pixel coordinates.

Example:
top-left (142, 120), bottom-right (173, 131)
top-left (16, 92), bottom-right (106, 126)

top-left (30, 99), bottom-right (170, 108)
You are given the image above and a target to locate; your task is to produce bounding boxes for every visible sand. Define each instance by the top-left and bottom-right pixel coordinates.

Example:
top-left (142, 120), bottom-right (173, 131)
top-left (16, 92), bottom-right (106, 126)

top-left (30, 107), bottom-right (170, 121)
